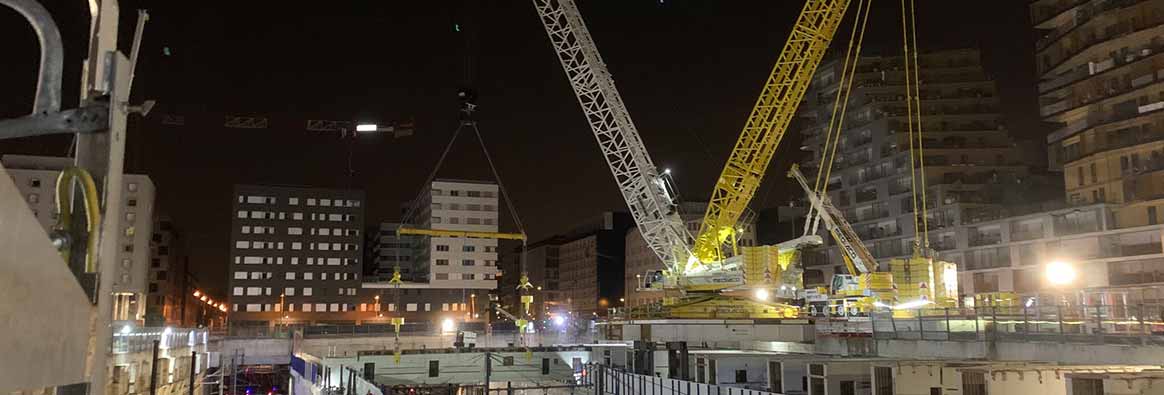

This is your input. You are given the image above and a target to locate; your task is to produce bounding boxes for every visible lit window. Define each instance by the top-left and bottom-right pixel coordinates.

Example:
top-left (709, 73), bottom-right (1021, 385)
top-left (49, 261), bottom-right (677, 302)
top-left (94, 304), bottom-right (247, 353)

top-left (303, 288), bottom-right (313, 296)
top-left (234, 272), bottom-right (247, 279)
top-left (246, 304), bottom-right (261, 312)
top-left (237, 210), bottom-right (247, 219)
top-left (307, 198), bottom-right (317, 206)
top-left (285, 272), bottom-right (296, 280)
top-left (126, 212), bottom-right (137, 222)
top-left (442, 303), bottom-right (449, 311)
top-left (250, 272), bottom-right (262, 280)
top-left (321, 199), bottom-right (331, 207)
top-left (289, 197), bottom-right (299, 205)
top-left (424, 303), bottom-right (431, 311)
top-left (406, 303), bottom-right (417, 312)
top-left (233, 287), bottom-right (243, 296)
top-left (304, 272), bottom-right (314, 280)
top-left (288, 227), bottom-right (303, 235)
top-left (127, 183), bottom-right (138, 192)
top-left (463, 245), bottom-right (476, 252)
top-left (293, 212), bottom-right (303, 220)
top-left (302, 304), bottom-right (312, 312)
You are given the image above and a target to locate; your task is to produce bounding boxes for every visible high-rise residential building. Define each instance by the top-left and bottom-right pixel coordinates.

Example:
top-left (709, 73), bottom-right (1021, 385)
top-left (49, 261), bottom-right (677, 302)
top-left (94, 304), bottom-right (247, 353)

top-left (797, 49), bottom-right (1045, 284)
top-left (415, 179), bottom-right (501, 289)
top-left (2, 154), bottom-right (155, 323)
top-left (623, 202), bottom-right (757, 308)
top-left (367, 222), bottom-right (417, 280)
top-left (228, 185), bottom-right (365, 328)
top-left (1033, 0), bottom-right (1164, 226)
top-left (146, 214), bottom-right (187, 326)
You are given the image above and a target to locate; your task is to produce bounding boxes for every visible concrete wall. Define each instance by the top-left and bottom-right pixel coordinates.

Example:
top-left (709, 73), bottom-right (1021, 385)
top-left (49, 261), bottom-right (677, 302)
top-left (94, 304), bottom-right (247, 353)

top-left (219, 338), bottom-right (292, 365)
top-left (0, 162), bottom-right (92, 392)
top-left (887, 364), bottom-right (963, 395)
top-left (621, 322), bottom-right (813, 347)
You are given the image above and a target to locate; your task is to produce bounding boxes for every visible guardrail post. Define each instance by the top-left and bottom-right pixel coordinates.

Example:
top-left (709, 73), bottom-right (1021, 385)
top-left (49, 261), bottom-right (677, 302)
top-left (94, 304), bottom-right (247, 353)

top-left (1138, 304), bottom-right (1148, 346)
top-left (944, 308), bottom-right (951, 340)
top-left (1094, 304), bottom-right (1104, 344)
top-left (1057, 304), bottom-right (1065, 343)
top-left (889, 311), bottom-right (897, 339)
top-left (1022, 305), bottom-right (1029, 335)
top-left (990, 307), bottom-right (998, 341)
top-left (973, 308), bottom-right (980, 340)
top-left (918, 311), bottom-right (924, 340)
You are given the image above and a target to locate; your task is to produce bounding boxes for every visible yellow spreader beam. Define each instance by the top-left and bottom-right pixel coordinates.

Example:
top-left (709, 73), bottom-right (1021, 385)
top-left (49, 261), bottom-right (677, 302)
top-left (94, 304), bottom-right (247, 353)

top-left (397, 227), bottom-right (527, 241)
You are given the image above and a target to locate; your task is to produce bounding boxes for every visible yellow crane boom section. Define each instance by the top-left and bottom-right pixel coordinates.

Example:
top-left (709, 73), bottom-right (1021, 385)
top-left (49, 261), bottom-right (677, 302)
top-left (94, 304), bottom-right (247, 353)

top-left (397, 227), bottom-right (527, 241)
top-left (691, 0), bottom-right (853, 269)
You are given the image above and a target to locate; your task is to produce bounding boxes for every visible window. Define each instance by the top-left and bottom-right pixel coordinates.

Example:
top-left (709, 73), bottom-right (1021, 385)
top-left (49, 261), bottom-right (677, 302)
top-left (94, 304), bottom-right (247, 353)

top-left (328, 214), bottom-right (343, 221)
top-left (464, 274), bottom-right (475, 280)
top-left (449, 217), bottom-right (460, 224)
top-left (433, 217), bottom-right (442, 224)
top-left (292, 212), bottom-right (303, 220)
top-left (303, 288), bottom-right (313, 296)
top-left (124, 244), bottom-right (134, 252)
top-left (285, 287), bottom-right (295, 296)
top-left (316, 303), bottom-right (326, 312)
top-left (330, 303), bottom-right (339, 312)
top-left (307, 198), bottom-right (316, 206)
top-left (234, 272), bottom-right (247, 280)
top-left (450, 190), bottom-right (460, 196)
top-left (322, 272), bottom-right (329, 280)
top-left (406, 303), bottom-right (417, 311)
top-left (27, 193), bottom-right (38, 204)
top-left (436, 259), bottom-right (449, 266)
top-left (246, 304), bottom-right (261, 312)
top-left (246, 287), bottom-right (261, 296)
top-left (482, 191), bottom-right (494, 198)
top-left (302, 304), bottom-right (312, 312)
top-left (463, 245), bottom-right (476, 252)
top-left (233, 287), bottom-right (244, 296)
top-left (1077, 166), bottom-right (1084, 187)
top-left (424, 303), bottom-right (431, 311)
top-left (289, 197), bottom-right (299, 205)
top-left (292, 242), bottom-right (302, 250)
top-left (1151, 206), bottom-right (1159, 225)
top-left (128, 199), bottom-right (137, 207)
top-left (429, 361), bottom-right (439, 377)
top-left (250, 272), bottom-right (263, 280)
top-left (321, 199), bottom-right (331, 207)
top-left (285, 272), bottom-right (296, 280)
top-left (237, 210), bottom-right (247, 219)
top-left (235, 241), bottom-right (250, 249)
top-left (291, 257), bottom-right (299, 265)
top-left (436, 245), bottom-right (450, 251)
top-left (432, 189), bottom-right (443, 196)
top-left (304, 272), bottom-right (314, 280)
top-left (241, 226), bottom-right (251, 234)
top-left (1090, 163), bottom-right (1097, 184)
top-left (29, 178), bottom-right (41, 188)
top-left (436, 273), bottom-right (449, 280)
top-left (462, 259), bottom-right (475, 266)
top-left (126, 212), bottom-right (137, 222)
top-left (483, 218), bottom-right (495, 225)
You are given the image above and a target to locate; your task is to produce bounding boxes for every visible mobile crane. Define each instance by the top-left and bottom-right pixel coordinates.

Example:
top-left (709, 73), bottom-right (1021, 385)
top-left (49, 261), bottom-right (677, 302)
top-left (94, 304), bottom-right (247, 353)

top-left (532, 0), bottom-right (852, 318)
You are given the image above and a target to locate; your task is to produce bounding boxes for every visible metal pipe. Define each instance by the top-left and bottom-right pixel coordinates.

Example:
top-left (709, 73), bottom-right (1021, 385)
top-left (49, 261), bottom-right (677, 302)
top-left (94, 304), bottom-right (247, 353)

top-left (148, 340), bottom-right (160, 395)
top-left (0, 0), bottom-right (63, 114)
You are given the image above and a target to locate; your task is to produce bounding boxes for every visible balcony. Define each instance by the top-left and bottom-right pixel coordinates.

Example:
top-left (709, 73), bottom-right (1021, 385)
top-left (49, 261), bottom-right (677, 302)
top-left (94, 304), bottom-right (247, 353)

top-left (858, 226), bottom-right (902, 240)
top-left (1064, 124), bottom-right (1164, 164)
top-left (1036, 0), bottom-right (1152, 50)
top-left (1010, 228), bottom-right (1046, 242)
top-left (1041, 40), bottom-right (1164, 94)
top-left (1101, 242), bottom-right (1164, 258)
top-left (855, 189), bottom-right (879, 203)
top-left (1040, 6), bottom-right (1164, 76)
top-left (1031, 0), bottom-right (1090, 27)
top-left (1041, 67), bottom-right (1164, 118)
top-left (969, 233), bottom-right (1003, 247)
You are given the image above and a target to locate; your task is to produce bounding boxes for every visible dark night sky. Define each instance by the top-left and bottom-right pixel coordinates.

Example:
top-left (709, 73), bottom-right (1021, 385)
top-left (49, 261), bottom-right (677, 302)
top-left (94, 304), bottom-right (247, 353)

top-left (1, 1), bottom-right (1040, 295)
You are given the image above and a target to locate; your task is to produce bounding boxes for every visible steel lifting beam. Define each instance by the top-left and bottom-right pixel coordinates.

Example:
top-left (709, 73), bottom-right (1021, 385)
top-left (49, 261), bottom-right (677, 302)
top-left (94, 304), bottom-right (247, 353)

top-left (397, 227), bottom-right (527, 241)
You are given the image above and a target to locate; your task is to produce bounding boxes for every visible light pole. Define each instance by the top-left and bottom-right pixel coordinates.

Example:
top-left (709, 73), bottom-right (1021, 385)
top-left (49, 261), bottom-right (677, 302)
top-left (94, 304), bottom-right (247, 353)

top-left (374, 295), bottom-right (383, 318)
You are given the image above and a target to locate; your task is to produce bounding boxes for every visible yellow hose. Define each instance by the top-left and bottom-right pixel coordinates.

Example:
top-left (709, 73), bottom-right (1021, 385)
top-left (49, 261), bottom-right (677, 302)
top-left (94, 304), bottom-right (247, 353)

top-left (54, 167), bottom-right (101, 272)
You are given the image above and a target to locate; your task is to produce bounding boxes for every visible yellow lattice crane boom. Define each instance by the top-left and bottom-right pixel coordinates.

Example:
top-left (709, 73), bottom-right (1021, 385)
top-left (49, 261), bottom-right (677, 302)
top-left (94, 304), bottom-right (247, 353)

top-left (691, 0), bottom-right (853, 273)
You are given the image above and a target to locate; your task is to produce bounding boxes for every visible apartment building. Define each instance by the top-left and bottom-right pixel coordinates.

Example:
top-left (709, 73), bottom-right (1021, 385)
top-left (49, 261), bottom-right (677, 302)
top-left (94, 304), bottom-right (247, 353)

top-left (624, 202), bottom-right (757, 308)
top-left (146, 215), bottom-right (186, 326)
top-left (1033, 0), bottom-right (1164, 227)
top-left (367, 222), bottom-right (417, 280)
top-left (935, 203), bottom-right (1164, 304)
top-left (2, 154), bottom-right (155, 323)
top-left (498, 237), bottom-right (566, 321)
top-left (797, 49), bottom-right (1050, 282)
top-left (228, 185), bottom-right (365, 328)
top-left (415, 179), bottom-right (502, 289)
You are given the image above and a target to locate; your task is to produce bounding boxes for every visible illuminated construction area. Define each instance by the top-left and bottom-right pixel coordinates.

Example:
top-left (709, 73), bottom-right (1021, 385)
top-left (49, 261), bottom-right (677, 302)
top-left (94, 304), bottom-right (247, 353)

top-left (7, 1), bottom-right (1164, 395)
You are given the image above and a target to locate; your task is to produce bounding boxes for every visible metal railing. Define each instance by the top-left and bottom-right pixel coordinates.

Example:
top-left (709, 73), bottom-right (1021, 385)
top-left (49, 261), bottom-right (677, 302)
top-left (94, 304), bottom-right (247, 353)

top-left (858, 305), bottom-right (1164, 345)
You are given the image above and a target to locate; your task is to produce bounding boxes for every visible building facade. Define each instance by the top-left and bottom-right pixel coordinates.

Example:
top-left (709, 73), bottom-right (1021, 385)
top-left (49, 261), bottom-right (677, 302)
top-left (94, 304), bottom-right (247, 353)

top-left (367, 222), bottom-right (416, 280)
top-left (623, 202), bottom-right (757, 308)
top-left (227, 185), bottom-right (365, 328)
top-left (499, 237), bottom-right (565, 321)
top-left (555, 212), bottom-right (634, 317)
top-left (1033, 0), bottom-right (1164, 226)
top-left (2, 154), bottom-right (155, 323)
top-left (797, 49), bottom-right (1053, 284)
top-left (415, 179), bottom-right (501, 289)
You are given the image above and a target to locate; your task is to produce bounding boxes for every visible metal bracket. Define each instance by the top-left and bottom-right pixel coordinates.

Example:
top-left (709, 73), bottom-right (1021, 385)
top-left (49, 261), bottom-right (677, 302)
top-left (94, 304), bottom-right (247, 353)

top-left (0, 101), bottom-right (110, 140)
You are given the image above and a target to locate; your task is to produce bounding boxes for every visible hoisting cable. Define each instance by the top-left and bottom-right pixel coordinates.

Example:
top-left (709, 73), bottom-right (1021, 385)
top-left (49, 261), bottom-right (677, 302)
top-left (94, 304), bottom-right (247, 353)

top-left (908, 0), bottom-right (930, 252)
top-left (806, 0), bottom-right (875, 236)
top-left (900, 0), bottom-right (928, 255)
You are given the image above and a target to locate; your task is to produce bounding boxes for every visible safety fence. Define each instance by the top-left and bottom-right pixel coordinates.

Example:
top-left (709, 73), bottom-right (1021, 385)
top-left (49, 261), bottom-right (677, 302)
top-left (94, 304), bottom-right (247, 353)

top-left (819, 304), bottom-right (1164, 345)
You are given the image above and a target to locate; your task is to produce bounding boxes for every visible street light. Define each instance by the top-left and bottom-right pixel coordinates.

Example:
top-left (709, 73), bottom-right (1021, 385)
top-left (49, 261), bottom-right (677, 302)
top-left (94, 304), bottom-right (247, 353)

top-left (753, 288), bottom-right (770, 301)
top-left (1045, 260), bottom-right (1077, 286)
